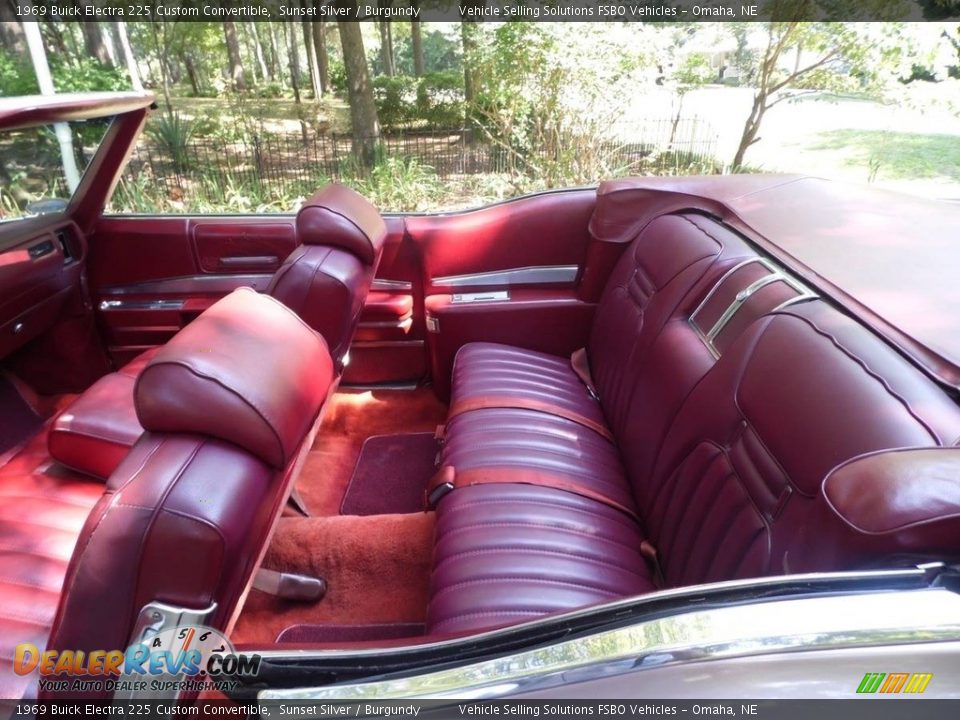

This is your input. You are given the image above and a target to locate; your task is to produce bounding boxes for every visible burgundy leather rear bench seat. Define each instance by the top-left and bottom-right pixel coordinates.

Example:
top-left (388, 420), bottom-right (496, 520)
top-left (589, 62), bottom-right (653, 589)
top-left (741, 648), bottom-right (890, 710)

top-left (47, 184), bottom-right (384, 481)
top-left (427, 201), bottom-right (960, 635)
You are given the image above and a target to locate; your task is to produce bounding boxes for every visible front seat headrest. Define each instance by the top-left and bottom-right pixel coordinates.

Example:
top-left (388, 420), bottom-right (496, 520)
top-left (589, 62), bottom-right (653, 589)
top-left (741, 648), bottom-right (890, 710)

top-left (296, 183), bottom-right (387, 265)
top-left (135, 288), bottom-right (333, 468)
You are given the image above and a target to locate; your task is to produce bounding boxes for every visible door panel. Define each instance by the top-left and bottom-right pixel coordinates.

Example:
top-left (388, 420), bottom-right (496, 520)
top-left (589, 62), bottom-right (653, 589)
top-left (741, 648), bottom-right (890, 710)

top-left (89, 216), bottom-right (296, 366)
top-left (405, 190), bottom-right (600, 396)
top-left (407, 189), bottom-right (596, 296)
top-left (192, 220), bottom-right (295, 274)
top-left (90, 214), bottom-right (427, 383)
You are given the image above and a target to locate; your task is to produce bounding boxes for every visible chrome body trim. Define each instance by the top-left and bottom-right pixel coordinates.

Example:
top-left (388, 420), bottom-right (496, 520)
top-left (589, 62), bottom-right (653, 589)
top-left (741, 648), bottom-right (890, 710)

top-left (99, 299), bottom-right (186, 311)
top-left (371, 278), bottom-right (414, 291)
top-left (260, 587), bottom-right (960, 703)
top-left (115, 601), bottom-right (217, 703)
top-left (100, 274), bottom-right (272, 296)
top-left (249, 567), bottom-right (926, 662)
top-left (689, 257), bottom-right (818, 358)
top-left (432, 265), bottom-right (579, 288)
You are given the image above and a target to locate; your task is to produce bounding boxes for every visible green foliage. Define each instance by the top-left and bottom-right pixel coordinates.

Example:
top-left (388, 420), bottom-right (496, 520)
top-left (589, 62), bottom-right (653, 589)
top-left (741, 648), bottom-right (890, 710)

top-left (253, 81), bottom-right (286, 99)
top-left (0, 51), bottom-right (39, 97)
top-left (374, 73), bottom-right (466, 131)
top-left (394, 27), bottom-right (463, 75)
top-left (373, 75), bottom-right (419, 131)
top-left (416, 72), bottom-right (465, 130)
top-left (350, 156), bottom-right (442, 212)
top-left (328, 58), bottom-right (348, 95)
top-left (53, 58), bottom-right (127, 93)
top-left (0, 51), bottom-right (127, 97)
top-left (147, 112), bottom-right (195, 172)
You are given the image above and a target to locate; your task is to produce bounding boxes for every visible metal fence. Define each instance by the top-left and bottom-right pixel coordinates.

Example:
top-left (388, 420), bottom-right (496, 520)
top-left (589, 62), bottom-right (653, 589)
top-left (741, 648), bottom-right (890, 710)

top-left (119, 116), bottom-right (719, 210)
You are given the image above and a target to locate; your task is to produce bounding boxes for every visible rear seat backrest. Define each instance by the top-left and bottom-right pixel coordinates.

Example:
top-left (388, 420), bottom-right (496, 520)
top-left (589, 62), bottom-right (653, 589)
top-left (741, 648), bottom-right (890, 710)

top-left (642, 300), bottom-right (960, 586)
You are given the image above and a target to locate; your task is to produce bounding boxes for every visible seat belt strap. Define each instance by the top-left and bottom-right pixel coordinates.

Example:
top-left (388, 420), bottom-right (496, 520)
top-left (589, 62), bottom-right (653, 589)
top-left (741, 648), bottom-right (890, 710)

top-left (447, 395), bottom-right (615, 444)
top-left (425, 464), bottom-right (639, 522)
top-left (640, 539), bottom-right (665, 588)
top-left (570, 347), bottom-right (600, 401)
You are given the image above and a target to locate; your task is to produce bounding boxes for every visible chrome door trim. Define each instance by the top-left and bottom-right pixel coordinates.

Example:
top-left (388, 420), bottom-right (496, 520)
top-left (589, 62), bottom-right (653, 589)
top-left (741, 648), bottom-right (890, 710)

top-left (100, 273), bottom-right (273, 296)
top-left (432, 265), bottom-right (579, 288)
top-left (260, 587), bottom-right (960, 703)
top-left (371, 278), bottom-right (414, 291)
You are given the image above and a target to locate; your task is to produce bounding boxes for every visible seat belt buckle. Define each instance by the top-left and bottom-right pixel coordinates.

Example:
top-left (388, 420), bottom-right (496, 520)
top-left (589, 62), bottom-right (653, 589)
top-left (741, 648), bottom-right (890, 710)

top-left (425, 465), bottom-right (456, 510)
top-left (425, 481), bottom-right (454, 510)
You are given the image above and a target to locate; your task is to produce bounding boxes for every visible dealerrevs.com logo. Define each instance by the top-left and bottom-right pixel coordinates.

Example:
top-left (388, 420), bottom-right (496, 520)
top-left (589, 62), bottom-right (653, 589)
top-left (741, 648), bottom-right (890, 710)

top-left (14, 625), bottom-right (261, 694)
top-left (856, 672), bottom-right (933, 694)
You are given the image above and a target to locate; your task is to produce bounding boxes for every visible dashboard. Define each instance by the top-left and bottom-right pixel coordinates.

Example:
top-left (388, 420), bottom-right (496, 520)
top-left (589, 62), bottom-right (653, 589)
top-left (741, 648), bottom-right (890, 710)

top-left (0, 216), bottom-right (85, 360)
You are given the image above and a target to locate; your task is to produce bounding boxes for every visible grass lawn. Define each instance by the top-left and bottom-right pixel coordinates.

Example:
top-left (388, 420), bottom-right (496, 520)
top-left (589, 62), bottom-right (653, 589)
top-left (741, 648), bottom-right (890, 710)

top-left (809, 129), bottom-right (960, 183)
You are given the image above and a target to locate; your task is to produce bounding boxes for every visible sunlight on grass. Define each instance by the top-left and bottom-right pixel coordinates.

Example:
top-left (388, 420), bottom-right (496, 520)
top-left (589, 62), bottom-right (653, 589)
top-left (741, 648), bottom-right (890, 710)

top-left (809, 130), bottom-right (960, 182)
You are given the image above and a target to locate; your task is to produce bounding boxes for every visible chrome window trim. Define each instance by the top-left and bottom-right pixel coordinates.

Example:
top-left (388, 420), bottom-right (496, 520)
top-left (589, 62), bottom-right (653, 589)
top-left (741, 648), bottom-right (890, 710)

top-left (260, 586), bottom-right (960, 703)
top-left (689, 257), bottom-right (818, 358)
top-left (432, 265), bottom-right (580, 289)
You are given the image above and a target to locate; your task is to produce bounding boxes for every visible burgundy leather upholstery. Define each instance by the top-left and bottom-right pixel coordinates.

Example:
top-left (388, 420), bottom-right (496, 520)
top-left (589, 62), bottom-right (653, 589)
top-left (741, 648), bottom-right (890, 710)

top-left (43, 289), bottom-right (333, 700)
top-left (799, 448), bottom-right (960, 569)
top-left (0, 439), bottom-right (102, 700)
top-left (267, 245), bottom-right (374, 369)
top-left (266, 185), bottom-right (385, 370)
top-left (48, 372), bottom-right (142, 480)
top-left (295, 183), bottom-right (387, 265)
top-left (136, 288), bottom-right (332, 468)
top-left (427, 206), bottom-right (960, 636)
top-left (428, 484), bottom-right (654, 635)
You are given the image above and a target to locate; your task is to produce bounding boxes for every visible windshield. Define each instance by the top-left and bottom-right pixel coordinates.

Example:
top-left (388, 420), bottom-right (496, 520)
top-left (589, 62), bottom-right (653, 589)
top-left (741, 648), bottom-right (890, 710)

top-left (0, 117), bottom-right (113, 223)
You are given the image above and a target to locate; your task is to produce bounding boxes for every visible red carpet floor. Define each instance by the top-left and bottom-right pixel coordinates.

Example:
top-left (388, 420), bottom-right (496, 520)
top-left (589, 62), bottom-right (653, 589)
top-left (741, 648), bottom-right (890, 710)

top-left (231, 386), bottom-right (447, 646)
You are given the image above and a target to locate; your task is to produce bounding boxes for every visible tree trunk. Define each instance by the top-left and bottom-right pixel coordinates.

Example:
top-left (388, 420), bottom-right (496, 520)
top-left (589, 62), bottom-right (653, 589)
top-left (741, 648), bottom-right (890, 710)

top-left (245, 22), bottom-right (270, 82)
top-left (459, 4), bottom-right (483, 108)
top-left (732, 94), bottom-right (766, 171)
top-left (222, 20), bottom-right (247, 91)
top-left (411, 18), bottom-right (425, 77)
top-left (267, 23), bottom-right (281, 81)
top-left (285, 21), bottom-right (301, 105)
top-left (313, 18), bottom-right (329, 95)
top-left (337, 15), bottom-right (380, 166)
top-left (183, 53), bottom-right (201, 96)
top-left (105, 22), bottom-right (122, 67)
top-left (303, 19), bottom-right (321, 100)
top-left (80, 21), bottom-right (112, 67)
top-left (378, 20), bottom-right (395, 76)
top-left (0, 0), bottom-right (25, 57)
top-left (115, 21), bottom-right (142, 91)
top-left (149, 22), bottom-right (173, 113)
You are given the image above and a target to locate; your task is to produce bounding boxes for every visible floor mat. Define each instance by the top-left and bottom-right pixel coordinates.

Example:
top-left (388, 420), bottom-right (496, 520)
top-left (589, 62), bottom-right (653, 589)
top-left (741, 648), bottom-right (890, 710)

top-left (0, 374), bottom-right (43, 455)
top-left (296, 387), bottom-right (447, 516)
top-left (276, 622), bottom-right (424, 644)
top-left (340, 433), bottom-right (439, 515)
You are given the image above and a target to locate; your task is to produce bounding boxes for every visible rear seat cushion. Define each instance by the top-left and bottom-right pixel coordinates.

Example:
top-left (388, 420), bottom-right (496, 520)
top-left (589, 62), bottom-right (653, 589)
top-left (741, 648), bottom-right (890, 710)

top-left (48, 373), bottom-right (143, 481)
top-left (427, 484), bottom-right (654, 635)
top-left (441, 407), bottom-right (636, 515)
